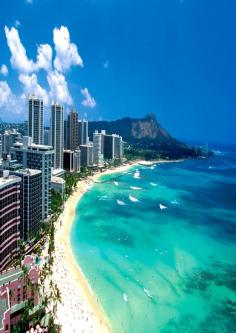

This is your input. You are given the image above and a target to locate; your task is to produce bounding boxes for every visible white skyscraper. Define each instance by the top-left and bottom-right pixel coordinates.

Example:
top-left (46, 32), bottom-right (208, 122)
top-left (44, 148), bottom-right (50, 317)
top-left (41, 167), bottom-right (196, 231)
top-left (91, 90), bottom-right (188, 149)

top-left (28, 95), bottom-right (44, 145)
top-left (93, 131), bottom-right (105, 166)
top-left (51, 102), bottom-right (64, 169)
top-left (11, 137), bottom-right (54, 220)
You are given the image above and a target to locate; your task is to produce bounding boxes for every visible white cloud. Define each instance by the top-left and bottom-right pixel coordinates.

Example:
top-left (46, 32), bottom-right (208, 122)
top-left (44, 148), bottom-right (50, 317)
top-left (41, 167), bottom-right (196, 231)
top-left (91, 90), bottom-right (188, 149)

top-left (0, 64), bottom-right (8, 76)
top-left (5, 26), bottom-right (53, 73)
top-left (5, 26), bottom-right (35, 73)
top-left (0, 81), bottom-right (25, 118)
top-left (0, 81), bottom-right (11, 105)
top-left (36, 44), bottom-right (52, 72)
top-left (81, 88), bottom-right (96, 108)
top-left (47, 70), bottom-right (72, 105)
top-left (53, 26), bottom-right (83, 72)
top-left (15, 20), bottom-right (21, 28)
top-left (19, 73), bottom-right (48, 104)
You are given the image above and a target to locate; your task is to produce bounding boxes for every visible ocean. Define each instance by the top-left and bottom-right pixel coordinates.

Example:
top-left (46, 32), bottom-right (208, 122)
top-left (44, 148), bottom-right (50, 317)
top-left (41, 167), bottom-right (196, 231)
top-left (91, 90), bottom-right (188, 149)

top-left (71, 148), bottom-right (236, 333)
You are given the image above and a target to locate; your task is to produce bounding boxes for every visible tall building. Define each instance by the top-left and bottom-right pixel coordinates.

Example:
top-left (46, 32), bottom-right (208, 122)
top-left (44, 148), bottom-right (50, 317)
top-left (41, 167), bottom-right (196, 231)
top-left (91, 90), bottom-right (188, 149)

top-left (73, 149), bottom-right (81, 172)
top-left (0, 171), bottom-right (21, 271)
top-left (114, 134), bottom-right (123, 159)
top-left (80, 144), bottom-right (93, 167)
top-left (28, 95), bottom-right (44, 145)
top-left (93, 131), bottom-right (104, 167)
top-left (44, 128), bottom-right (51, 146)
top-left (63, 149), bottom-right (81, 173)
top-left (10, 137), bottom-right (54, 220)
top-left (1, 130), bottom-right (21, 159)
top-left (64, 120), bottom-right (69, 149)
top-left (78, 120), bottom-right (88, 146)
top-left (51, 103), bottom-right (64, 169)
top-left (104, 134), bottom-right (114, 160)
top-left (67, 110), bottom-right (78, 151)
top-left (104, 133), bottom-right (123, 160)
top-left (12, 168), bottom-right (42, 241)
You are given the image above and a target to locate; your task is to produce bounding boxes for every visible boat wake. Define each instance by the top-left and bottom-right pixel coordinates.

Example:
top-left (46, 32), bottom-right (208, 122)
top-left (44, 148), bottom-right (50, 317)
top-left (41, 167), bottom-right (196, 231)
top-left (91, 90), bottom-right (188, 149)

top-left (130, 186), bottom-right (142, 190)
top-left (150, 182), bottom-right (157, 186)
top-left (144, 288), bottom-right (153, 299)
top-left (98, 195), bottom-right (108, 201)
top-left (171, 200), bottom-right (178, 205)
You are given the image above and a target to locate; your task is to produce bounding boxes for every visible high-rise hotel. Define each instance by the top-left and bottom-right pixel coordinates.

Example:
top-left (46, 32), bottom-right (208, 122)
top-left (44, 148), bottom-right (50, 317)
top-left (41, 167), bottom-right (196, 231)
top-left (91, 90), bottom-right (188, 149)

top-left (28, 95), bottom-right (44, 145)
top-left (65, 109), bottom-right (79, 151)
top-left (51, 102), bottom-right (64, 169)
top-left (10, 137), bottom-right (54, 220)
top-left (0, 171), bottom-right (21, 271)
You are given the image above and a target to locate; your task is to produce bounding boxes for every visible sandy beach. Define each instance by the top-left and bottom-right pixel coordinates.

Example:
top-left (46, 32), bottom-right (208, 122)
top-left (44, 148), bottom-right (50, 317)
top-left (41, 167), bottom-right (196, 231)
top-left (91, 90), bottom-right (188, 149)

top-left (52, 159), bottom-right (184, 332)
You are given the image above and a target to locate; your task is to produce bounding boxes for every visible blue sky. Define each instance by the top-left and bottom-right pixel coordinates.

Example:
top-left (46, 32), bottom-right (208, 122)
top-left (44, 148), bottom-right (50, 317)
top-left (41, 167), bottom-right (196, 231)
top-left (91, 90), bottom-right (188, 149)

top-left (0, 0), bottom-right (235, 144)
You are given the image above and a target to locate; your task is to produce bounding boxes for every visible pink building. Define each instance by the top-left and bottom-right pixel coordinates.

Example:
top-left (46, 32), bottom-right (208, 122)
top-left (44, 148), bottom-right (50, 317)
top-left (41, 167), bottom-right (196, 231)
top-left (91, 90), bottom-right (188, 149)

top-left (0, 256), bottom-right (39, 333)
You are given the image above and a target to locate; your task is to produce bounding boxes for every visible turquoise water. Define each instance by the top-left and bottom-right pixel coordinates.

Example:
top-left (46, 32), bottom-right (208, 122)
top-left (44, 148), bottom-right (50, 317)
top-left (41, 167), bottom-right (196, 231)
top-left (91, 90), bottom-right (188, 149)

top-left (71, 150), bottom-right (236, 333)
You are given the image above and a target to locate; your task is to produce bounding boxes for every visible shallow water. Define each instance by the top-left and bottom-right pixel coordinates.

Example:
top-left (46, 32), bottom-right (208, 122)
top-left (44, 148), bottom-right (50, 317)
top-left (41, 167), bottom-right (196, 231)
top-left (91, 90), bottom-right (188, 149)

top-left (71, 149), bottom-right (236, 333)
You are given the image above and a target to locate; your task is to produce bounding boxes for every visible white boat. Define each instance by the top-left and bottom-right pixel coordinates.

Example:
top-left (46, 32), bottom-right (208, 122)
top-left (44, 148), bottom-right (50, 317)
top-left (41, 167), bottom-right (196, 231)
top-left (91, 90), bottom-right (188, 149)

top-left (123, 293), bottom-right (128, 302)
top-left (114, 181), bottom-right (119, 186)
top-left (129, 194), bottom-right (139, 202)
top-left (133, 171), bottom-right (140, 179)
top-left (159, 204), bottom-right (167, 210)
top-left (117, 199), bottom-right (126, 206)
top-left (130, 186), bottom-right (142, 190)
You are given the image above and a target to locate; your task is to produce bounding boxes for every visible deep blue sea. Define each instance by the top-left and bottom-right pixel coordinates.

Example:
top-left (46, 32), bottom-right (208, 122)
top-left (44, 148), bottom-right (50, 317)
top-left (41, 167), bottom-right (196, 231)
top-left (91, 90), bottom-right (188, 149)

top-left (71, 147), bottom-right (236, 333)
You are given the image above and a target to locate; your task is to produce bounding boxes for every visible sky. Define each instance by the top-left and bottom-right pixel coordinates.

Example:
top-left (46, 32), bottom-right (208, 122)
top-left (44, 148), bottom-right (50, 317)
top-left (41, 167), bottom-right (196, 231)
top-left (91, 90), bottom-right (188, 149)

top-left (0, 0), bottom-right (235, 144)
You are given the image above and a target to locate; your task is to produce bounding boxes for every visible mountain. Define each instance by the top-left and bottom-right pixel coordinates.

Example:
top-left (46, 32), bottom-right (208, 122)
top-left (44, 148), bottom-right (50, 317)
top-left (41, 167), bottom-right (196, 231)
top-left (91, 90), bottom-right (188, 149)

top-left (88, 114), bottom-right (199, 159)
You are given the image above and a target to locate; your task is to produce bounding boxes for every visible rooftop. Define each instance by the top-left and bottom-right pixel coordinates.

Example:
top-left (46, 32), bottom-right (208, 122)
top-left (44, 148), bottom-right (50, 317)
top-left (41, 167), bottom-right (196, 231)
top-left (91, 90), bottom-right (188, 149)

top-left (0, 174), bottom-right (21, 190)
top-left (15, 168), bottom-right (41, 176)
top-left (13, 142), bottom-right (53, 152)
top-left (52, 176), bottom-right (65, 184)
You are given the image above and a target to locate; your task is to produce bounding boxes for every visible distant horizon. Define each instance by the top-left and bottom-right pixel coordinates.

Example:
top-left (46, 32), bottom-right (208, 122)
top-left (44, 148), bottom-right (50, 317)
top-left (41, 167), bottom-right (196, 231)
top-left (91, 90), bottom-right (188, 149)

top-left (1, 115), bottom-right (235, 147)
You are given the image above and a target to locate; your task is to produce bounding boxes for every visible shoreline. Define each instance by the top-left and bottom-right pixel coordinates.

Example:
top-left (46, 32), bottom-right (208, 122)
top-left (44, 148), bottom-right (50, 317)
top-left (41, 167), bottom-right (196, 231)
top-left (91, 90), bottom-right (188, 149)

top-left (54, 158), bottom-right (184, 332)
top-left (53, 179), bottom-right (112, 332)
